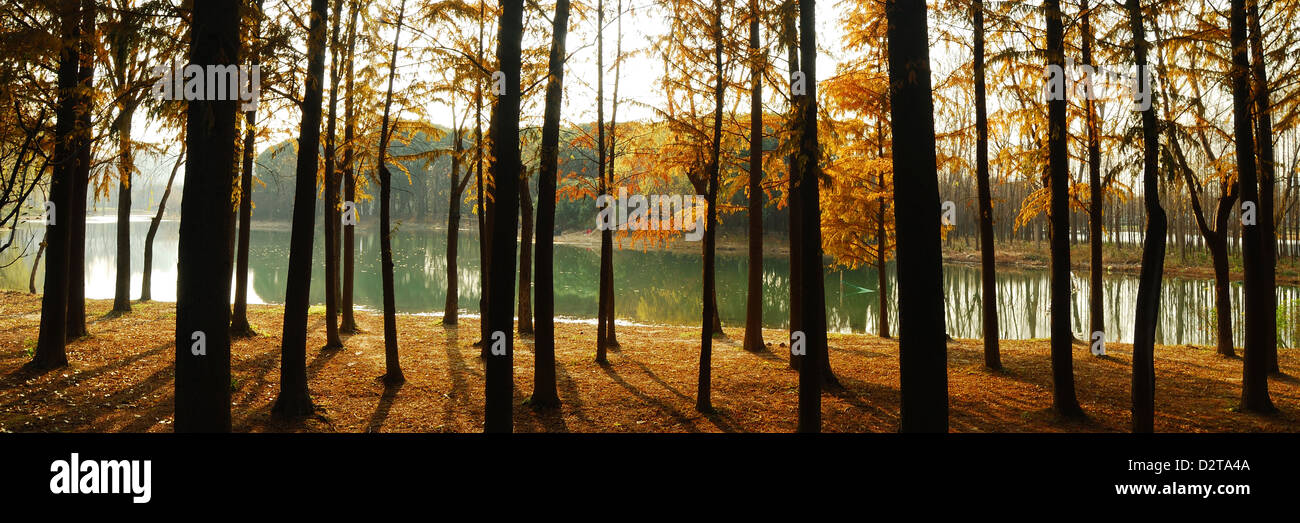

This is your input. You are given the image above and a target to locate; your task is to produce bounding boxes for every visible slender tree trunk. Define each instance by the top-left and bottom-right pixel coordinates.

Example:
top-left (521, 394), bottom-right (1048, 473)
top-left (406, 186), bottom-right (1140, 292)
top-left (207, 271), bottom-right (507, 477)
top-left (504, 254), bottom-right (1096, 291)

top-left (698, 0), bottom-right (724, 414)
top-left (476, 0), bottom-right (490, 351)
top-left (1045, 0), bottom-right (1082, 417)
top-left (529, 0), bottom-right (569, 410)
top-left (30, 0), bottom-right (80, 371)
top-left (1084, 0), bottom-right (1105, 359)
top-left (786, 9), bottom-right (803, 371)
top-left (29, 229), bottom-right (47, 294)
top-left (742, 0), bottom-right (765, 353)
top-left (175, 0), bottom-right (238, 432)
top-left (485, 0), bottom-right (524, 434)
top-left (141, 141), bottom-right (184, 302)
top-left (376, 0), bottom-right (408, 387)
top-left (1247, 0), bottom-right (1279, 374)
top-left (231, 0), bottom-right (264, 336)
top-left (340, 0), bottom-right (359, 334)
top-left (885, 0), bottom-right (949, 432)
top-left (320, 0), bottom-right (345, 350)
top-left (517, 173), bottom-right (534, 334)
top-left (973, 0), bottom-right (999, 368)
top-left (112, 107), bottom-right (133, 313)
top-left (272, 0), bottom-right (329, 418)
top-left (65, 1), bottom-right (94, 341)
top-left (1231, 0), bottom-right (1275, 412)
top-left (443, 124), bottom-right (465, 325)
top-left (1127, 0), bottom-right (1165, 433)
top-left (595, 0), bottom-right (611, 365)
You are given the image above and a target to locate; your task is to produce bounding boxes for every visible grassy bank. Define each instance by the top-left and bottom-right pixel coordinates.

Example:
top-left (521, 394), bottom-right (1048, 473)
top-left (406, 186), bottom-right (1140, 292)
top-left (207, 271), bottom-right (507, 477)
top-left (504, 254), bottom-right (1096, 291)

top-left (0, 291), bottom-right (1295, 433)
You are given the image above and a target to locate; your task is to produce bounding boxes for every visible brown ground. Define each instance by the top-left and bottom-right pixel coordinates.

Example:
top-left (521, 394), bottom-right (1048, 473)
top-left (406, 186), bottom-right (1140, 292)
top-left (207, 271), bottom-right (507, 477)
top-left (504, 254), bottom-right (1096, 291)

top-left (0, 290), bottom-right (1296, 433)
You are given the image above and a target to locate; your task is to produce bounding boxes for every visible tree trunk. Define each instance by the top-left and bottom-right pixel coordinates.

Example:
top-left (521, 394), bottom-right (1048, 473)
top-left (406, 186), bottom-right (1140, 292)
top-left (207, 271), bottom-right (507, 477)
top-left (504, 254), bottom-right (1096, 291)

top-left (272, 0), bottom-right (329, 418)
top-left (742, 0), bottom-right (765, 353)
top-left (230, 0), bottom-right (264, 336)
top-left (142, 141), bottom-right (184, 302)
top-left (340, 0), bottom-right (359, 334)
top-left (175, 0), bottom-right (238, 432)
top-left (529, 0), bottom-right (569, 410)
top-left (1127, 0), bottom-right (1165, 433)
top-left (974, 0), bottom-right (999, 369)
top-left (786, 9), bottom-right (803, 371)
top-left (29, 229), bottom-right (47, 294)
top-left (376, 0), bottom-right (408, 388)
top-left (1045, 0), bottom-right (1082, 418)
top-left (886, 0), bottom-right (949, 432)
top-left (1247, 0), bottom-right (1279, 374)
top-left (595, 0), bottom-right (610, 365)
top-left (112, 106), bottom-right (133, 313)
top-left (1231, 0), bottom-right (1275, 412)
top-left (320, 0), bottom-right (345, 351)
top-left (698, 0), bottom-right (724, 414)
top-left (517, 173), bottom-right (534, 334)
top-left (485, 0), bottom-right (524, 434)
top-left (443, 125), bottom-right (464, 325)
top-left (65, 1), bottom-right (94, 341)
top-left (1084, 0), bottom-right (1104, 360)
top-left (30, 0), bottom-right (80, 371)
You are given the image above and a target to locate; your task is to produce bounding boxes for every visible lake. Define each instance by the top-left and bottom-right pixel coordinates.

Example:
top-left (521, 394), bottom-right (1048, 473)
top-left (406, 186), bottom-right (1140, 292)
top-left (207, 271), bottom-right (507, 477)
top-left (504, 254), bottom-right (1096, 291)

top-left (3, 216), bottom-right (1297, 347)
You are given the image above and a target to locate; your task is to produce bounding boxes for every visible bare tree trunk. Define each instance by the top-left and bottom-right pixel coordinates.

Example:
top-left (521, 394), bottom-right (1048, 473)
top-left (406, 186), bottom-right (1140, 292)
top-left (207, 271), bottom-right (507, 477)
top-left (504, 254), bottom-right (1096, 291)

top-left (1231, 0), bottom-right (1275, 412)
top-left (974, 0), bottom-right (999, 368)
top-left (886, 0), bottom-right (949, 432)
top-left (271, 0), bottom-right (329, 418)
top-left (742, 0), bottom-right (765, 353)
top-left (376, 0), bottom-right (408, 387)
top-left (142, 141), bottom-right (184, 302)
top-left (517, 171), bottom-right (533, 334)
top-left (484, 0), bottom-right (524, 434)
top-left (1127, 0), bottom-right (1165, 433)
top-left (320, 0), bottom-right (346, 350)
top-left (1045, 0), bottom-right (1082, 418)
top-left (340, 0), bottom-right (359, 334)
top-left (529, 0), bottom-right (570, 410)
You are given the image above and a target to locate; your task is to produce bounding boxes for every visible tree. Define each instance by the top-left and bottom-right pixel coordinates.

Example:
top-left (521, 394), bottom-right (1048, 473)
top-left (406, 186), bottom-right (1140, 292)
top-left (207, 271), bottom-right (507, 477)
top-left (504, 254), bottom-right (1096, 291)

top-left (792, 0), bottom-right (832, 431)
top-left (65, 0), bottom-right (94, 341)
top-left (1231, 0), bottom-right (1275, 413)
top-left (696, 0), bottom-right (725, 414)
top-left (1081, 0), bottom-right (1102, 362)
top-left (320, 0), bottom-right (347, 351)
top-left (1044, 0), bottom-right (1082, 418)
top-left (741, 0), bottom-right (765, 353)
top-left (485, 0), bottom-right (524, 433)
top-left (885, 0), bottom-right (947, 432)
top-left (175, 0), bottom-right (239, 432)
top-left (340, 0), bottom-right (362, 334)
top-left (231, 0), bottom-right (267, 336)
top-left (595, 0), bottom-right (612, 364)
top-left (1126, 0), bottom-right (1165, 433)
top-left (528, 0), bottom-right (570, 410)
top-left (29, 0), bottom-right (82, 371)
top-left (1246, 0), bottom-right (1279, 374)
top-left (272, 0), bottom-right (330, 418)
top-left (973, 0), bottom-right (999, 369)
top-left (377, 0), bottom-right (408, 387)
top-left (141, 140), bottom-right (184, 302)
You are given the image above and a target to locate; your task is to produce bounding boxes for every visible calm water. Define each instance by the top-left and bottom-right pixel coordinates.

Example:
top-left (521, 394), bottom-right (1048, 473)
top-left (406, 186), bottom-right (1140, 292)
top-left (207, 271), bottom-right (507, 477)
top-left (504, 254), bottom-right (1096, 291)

top-left (3, 217), bottom-right (1298, 347)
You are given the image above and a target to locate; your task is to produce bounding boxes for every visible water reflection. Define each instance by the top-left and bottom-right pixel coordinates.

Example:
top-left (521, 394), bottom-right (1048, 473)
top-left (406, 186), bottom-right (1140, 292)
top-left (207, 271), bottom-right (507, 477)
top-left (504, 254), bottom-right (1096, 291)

top-left (2, 219), bottom-right (1295, 347)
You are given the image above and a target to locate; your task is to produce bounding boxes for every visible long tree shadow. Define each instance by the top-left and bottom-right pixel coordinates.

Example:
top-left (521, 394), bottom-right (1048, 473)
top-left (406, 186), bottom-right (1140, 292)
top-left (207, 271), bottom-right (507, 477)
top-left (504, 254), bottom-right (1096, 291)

top-left (365, 381), bottom-right (405, 433)
top-left (620, 355), bottom-right (741, 432)
top-left (441, 326), bottom-right (475, 428)
top-left (598, 360), bottom-right (702, 433)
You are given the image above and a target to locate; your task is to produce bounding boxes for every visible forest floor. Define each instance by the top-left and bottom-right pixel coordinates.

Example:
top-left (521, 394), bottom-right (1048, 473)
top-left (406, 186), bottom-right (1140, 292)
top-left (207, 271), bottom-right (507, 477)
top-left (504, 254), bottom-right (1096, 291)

top-left (0, 290), bottom-right (1296, 433)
